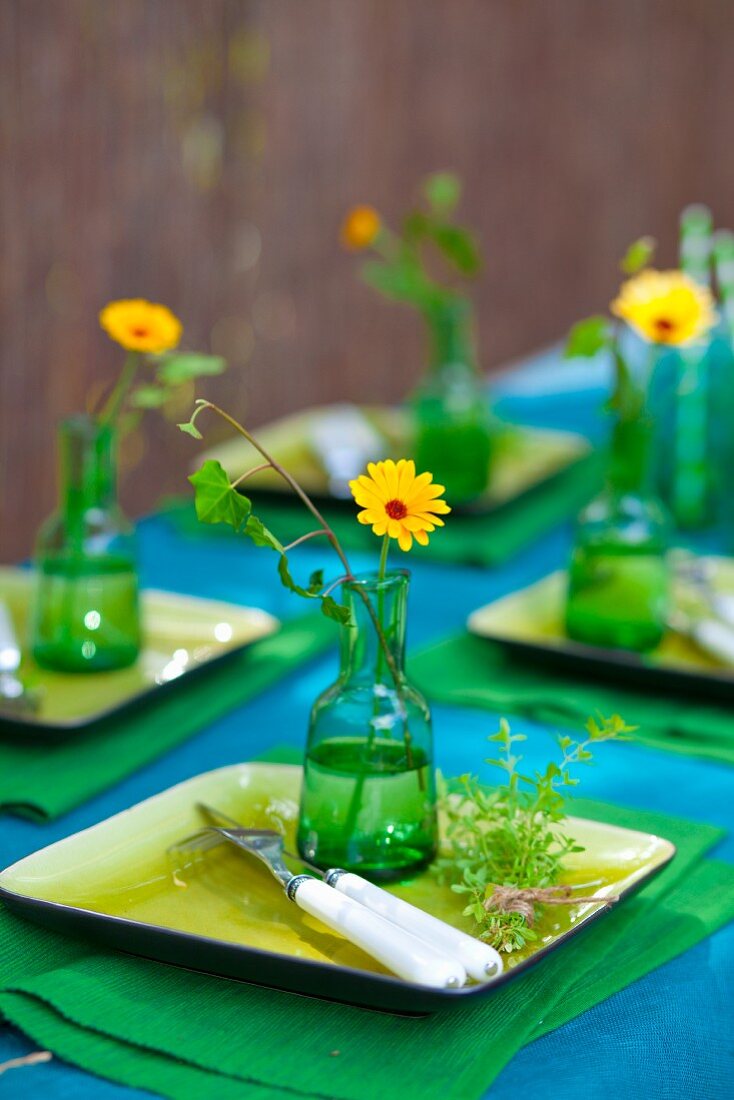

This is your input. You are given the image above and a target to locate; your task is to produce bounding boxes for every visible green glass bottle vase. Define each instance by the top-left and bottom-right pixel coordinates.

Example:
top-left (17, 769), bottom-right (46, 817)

top-left (31, 415), bottom-right (141, 672)
top-left (411, 298), bottom-right (492, 504)
top-left (297, 570), bottom-right (436, 879)
top-left (565, 417), bottom-right (669, 652)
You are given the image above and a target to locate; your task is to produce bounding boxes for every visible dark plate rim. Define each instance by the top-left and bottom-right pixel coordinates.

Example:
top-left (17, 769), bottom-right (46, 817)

top-left (470, 619), bottom-right (734, 696)
top-left (0, 833), bottom-right (675, 1013)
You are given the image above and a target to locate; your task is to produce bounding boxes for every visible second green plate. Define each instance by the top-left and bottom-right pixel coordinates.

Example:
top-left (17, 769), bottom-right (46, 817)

top-left (0, 568), bottom-right (279, 734)
top-left (468, 558), bottom-right (734, 698)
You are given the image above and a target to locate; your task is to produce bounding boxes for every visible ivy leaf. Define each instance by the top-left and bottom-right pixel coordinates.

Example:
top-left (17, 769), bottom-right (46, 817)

top-left (243, 514), bottom-right (283, 552)
top-left (564, 316), bottom-right (613, 359)
top-left (276, 554), bottom-right (317, 600)
top-left (423, 171), bottom-right (461, 215)
top-left (429, 224), bottom-right (482, 275)
top-left (275, 554), bottom-right (349, 621)
top-left (130, 385), bottom-right (168, 409)
top-left (321, 595), bottom-right (351, 624)
top-left (360, 259), bottom-right (432, 306)
top-left (178, 421), bottom-right (203, 440)
top-left (189, 460), bottom-right (251, 529)
top-left (620, 236), bottom-right (656, 276)
top-left (309, 568), bottom-right (325, 592)
top-left (156, 353), bottom-right (227, 385)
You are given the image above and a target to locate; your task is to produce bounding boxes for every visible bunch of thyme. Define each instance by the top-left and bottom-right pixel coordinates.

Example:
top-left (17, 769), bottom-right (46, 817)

top-left (436, 714), bottom-right (634, 953)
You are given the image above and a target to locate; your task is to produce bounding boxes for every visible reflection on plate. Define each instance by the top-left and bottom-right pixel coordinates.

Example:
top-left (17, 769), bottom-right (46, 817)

top-left (0, 762), bottom-right (674, 1014)
top-left (0, 568), bottom-right (278, 732)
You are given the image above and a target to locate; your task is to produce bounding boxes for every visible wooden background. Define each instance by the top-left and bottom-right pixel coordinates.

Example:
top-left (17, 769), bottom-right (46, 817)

top-left (2, 0), bottom-right (734, 560)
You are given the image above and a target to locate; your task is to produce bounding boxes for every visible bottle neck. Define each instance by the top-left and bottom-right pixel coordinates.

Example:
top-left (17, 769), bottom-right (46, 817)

top-left (427, 298), bottom-right (476, 374)
top-left (340, 572), bottom-right (409, 684)
top-left (606, 414), bottom-right (653, 496)
top-left (59, 416), bottom-right (117, 517)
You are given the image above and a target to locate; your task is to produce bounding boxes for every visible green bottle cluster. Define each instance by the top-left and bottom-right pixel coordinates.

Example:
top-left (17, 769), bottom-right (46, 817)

top-left (412, 298), bottom-right (493, 505)
top-left (297, 571), bottom-right (436, 878)
top-left (31, 416), bottom-right (141, 673)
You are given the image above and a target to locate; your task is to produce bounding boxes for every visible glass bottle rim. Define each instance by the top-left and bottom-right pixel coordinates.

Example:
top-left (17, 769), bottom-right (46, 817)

top-left (343, 568), bottom-right (410, 594)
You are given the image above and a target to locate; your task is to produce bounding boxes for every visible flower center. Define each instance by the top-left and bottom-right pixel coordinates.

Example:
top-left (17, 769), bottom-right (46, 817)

top-left (654, 316), bottom-right (675, 336)
top-left (131, 326), bottom-right (149, 338)
top-left (384, 498), bottom-right (408, 520)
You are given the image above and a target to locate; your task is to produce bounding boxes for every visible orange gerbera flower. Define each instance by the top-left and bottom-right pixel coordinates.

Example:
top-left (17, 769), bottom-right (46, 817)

top-left (99, 299), bottom-right (182, 354)
top-left (349, 459), bottom-right (451, 552)
top-left (340, 205), bottom-right (381, 250)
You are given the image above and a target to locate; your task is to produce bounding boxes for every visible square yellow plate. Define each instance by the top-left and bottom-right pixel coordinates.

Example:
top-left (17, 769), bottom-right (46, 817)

top-left (0, 762), bottom-right (674, 1014)
top-left (468, 558), bottom-right (734, 698)
top-left (0, 568), bottom-right (278, 733)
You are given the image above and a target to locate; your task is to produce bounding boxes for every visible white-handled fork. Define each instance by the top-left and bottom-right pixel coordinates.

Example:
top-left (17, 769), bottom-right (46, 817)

top-left (170, 820), bottom-right (468, 989)
top-left (188, 802), bottom-right (503, 984)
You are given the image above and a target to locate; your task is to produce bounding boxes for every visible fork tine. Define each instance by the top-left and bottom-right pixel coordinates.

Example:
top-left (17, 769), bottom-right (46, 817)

top-left (167, 827), bottom-right (226, 860)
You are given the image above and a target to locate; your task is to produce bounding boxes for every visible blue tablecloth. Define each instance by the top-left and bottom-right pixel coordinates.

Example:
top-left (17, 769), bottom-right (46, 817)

top-left (1, 352), bottom-right (732, 1099)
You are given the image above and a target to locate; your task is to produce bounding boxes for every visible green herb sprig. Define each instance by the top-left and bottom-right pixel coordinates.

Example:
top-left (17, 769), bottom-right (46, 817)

top-left (436, 713), bottom-right (634, 953)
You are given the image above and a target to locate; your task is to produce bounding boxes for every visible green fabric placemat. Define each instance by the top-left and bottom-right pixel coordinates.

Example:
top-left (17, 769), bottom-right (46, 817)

top-left (0, 615), bottom-right (334, 821)
top-left (0, 781), bottom-right (731, 1100)
top-left (410, 633), bottom-right (734, 766)
top-left (163, 452), bottom-right (602, 568)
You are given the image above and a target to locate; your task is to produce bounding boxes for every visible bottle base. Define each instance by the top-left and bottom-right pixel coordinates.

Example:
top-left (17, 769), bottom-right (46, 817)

top-left (33, 643), bottom-right (140, 674)
top-left (565, 614), bottom-right (664, 653)
top-left (297, 839), bottom-right (437, 882)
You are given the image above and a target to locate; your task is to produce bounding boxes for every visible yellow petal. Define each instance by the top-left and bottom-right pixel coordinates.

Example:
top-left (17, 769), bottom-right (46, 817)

top-left (402, 515), bottom-right (433, 532)
top-left (352, 487), bottom-right (386, 512)
top-left (398, 529), bottom-right (413, 552)
top-left (396, 459), bottom-right (416, 499)
top-left (414, 529), bottom-right (429, 546)
top-left (366, 462), bottom-right (391, 498)
top-left (408, 482), bottom-right (447, 503)
top-left (382, 460), bottom-right (399, 497)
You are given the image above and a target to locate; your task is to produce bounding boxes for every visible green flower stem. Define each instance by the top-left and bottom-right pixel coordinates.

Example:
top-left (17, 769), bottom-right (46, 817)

top-left (230, 462), bottom-right (272, 489)
top-left (282, 529), bottom-right (329, 553)
top-left (377, 531), bottom-right (390, 582)
top-left (98, 352), bottom-right (140, 428)
top-left (187, 401), bottom-right (413, 752)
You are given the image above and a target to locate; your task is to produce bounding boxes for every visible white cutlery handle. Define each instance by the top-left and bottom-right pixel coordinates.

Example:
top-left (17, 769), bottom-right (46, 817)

top-left (691, 619), bottom-right (734, 666)
top-left (326, 870), bottom-right (503, 982)
top-left (290, 876), bottom-right (466, 989)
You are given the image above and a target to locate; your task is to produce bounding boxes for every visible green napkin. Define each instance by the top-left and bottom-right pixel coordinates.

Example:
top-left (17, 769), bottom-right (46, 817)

top-left (164, 452), bottom-right (603, 568)
top-left (0, 615), bottom-right (334, 821)
top-left (0, 786), bottom-right (731, 1100)
top-left (411, 633), bottom-right (734, 766)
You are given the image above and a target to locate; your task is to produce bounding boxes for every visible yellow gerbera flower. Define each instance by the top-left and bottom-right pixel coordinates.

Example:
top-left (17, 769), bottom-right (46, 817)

top-left (341, 205), bottom-right (381, 250)
top-left (99, 299), bottom-right (182, 353)
top-left (349, 459), bottom-right (451, 552)
top-left (611, 269), bottom-right (716, 346)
